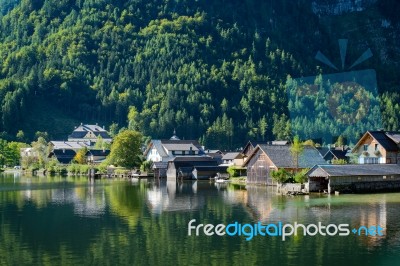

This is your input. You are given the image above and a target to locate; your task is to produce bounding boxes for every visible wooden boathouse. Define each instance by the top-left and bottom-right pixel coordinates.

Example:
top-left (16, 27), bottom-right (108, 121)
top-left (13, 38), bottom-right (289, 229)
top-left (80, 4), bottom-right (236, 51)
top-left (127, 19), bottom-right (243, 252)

top-left (307, 164), bottom-right (400, 193)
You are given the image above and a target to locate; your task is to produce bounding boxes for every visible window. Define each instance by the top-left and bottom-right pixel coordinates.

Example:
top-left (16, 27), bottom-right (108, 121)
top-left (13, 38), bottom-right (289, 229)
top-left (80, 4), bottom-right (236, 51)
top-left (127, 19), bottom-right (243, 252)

top-left (363, 144), bottom-right (368, 151)
top-left (375, 144), bottom-right (379, 151)
top-left (365, 157), bottom-right (379, 164)
top-left (182, 151), bottom-right (185, 155)
top-left (172, 151), bottom-right (175, 155)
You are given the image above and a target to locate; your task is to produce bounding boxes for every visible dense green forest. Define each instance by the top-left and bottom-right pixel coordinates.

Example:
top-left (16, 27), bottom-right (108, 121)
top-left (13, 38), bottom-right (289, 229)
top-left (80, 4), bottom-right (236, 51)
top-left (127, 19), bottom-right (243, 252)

top-left (0, 0), bottom-right (400, 149)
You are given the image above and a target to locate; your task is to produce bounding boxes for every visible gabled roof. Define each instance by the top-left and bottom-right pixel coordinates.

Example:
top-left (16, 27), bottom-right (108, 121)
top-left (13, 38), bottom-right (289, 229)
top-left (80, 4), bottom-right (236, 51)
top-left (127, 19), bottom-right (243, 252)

top-left (353, 131), bottom-right (399, 152)
top-left (51, 141), bottom-right (91, 150)
top-left (144, 139), bottom-right (204, 158)
top-left (385, 132), bottom-right (400, 144)
top-left (151, 140), bottom-right (169, 158)
top-left (50, 149), bottom-right (76, 164)
top-left (244, 144), bottom-right (325, 168)
top-left (68, 124), bottom-right (111, 139)
top-left (316, 147), bottom-right (330, 157)
top-left (324, 149), bottom-right (348, 160)
top-left (242, 141), bottom-right (268, 152)
top-left (222, 152), bottom-right (242, 160)
top-left (162, 143), bottom-right (199, 151)
top-left (161, 139), bottom-right (203, 149)
top-left (153, 162), bottom-right (168, 169)
top-left (308, 164), bottom-right (400, 177)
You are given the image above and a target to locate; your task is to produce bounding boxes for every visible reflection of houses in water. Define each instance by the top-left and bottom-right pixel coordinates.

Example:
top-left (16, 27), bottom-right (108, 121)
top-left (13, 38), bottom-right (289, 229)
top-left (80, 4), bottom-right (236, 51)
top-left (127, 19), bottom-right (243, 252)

top-left (22, 182), bottom-right (106, 217)
top-left (358, 200), bottom-right (387, 247)
top-left (146, 181), bottom-right (208, 214)
top-left (245, 186), bottom-right (275, 222)
top-left (222, 187), bottom-right (248, 205)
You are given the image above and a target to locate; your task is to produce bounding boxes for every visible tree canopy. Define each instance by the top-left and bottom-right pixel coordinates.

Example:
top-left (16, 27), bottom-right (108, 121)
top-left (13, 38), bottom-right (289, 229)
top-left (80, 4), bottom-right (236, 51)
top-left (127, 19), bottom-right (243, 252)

top-left (0, 1), bottom-right (399, 148)
top-left (107, 129), bottom-right (142, 168)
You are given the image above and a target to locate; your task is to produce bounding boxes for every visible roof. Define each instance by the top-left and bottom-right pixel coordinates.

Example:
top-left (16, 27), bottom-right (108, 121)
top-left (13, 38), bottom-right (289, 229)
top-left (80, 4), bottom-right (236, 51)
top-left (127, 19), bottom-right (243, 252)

top-left (162, 143), bottom-right (199, 151)
top-left (193, 166), bottom-right (228, 172)
top-left (153, 162), bottom-right (168, 169)
top-left (161, 139), bottom-right (202, 148)
top-left (152, 140), bottom-right (169, 157)
top-left (385, 132), bottom-right (400, 144)
top-left (353, 131), bottom-right (399, 152)
top-left (51, 141), bottom-right (91, 150)
top-left (244, 145), bottom-right (326, 168)
top-left (169, 156), bottom-right (219, 168)
top-left (222, 152), bottom-right (241, 160)
top-left (86, 150), bottom-right (110, 156)
top-left (316, 147), bottom-right (330, 157)
top-left (144, 139), bottom-right (204, 158)
top-left (271, 141), bottom-right (289, 145)
top-left (368, 131), bottom-right (398, 151)
top-left (68, 124), bottom-right (111, 139)
top-left (325, 149), bottom-right (348, 160)
top-left (50, 149), bottom-right (76, 164)
top-left (171, 156), bottom-right (215, 162)
top-left (308, 164), bottom-right (400, 177)
top-left (205, 150), bottom-right (223, 154)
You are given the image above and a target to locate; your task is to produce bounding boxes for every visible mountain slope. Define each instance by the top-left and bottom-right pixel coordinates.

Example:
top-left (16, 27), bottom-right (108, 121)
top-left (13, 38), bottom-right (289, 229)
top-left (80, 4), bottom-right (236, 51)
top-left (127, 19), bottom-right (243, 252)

top-left (0, 0), bottom-right (399, 147)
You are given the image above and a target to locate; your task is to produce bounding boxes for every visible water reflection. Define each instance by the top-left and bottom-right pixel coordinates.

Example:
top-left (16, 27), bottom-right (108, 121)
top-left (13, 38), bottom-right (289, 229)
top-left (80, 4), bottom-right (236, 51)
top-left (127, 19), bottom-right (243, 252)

top-left (0, 173), bottom-right (399, 265)
top-left (147, 180), bottom-right (208, 214)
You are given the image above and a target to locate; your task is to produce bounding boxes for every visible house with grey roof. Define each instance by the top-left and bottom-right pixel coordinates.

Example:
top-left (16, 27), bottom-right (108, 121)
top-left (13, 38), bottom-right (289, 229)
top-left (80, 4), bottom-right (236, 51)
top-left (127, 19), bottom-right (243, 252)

top-left (144, 132), bottom-right (204, 163)
top-left (221, 152), bottom-right (245, 166)
top-left (241, 140), bottom-right (289, 160)
top-left (68, 123), bottom-right (112, 144)
top-left (323, 147), bottom-right (350, 163)
top-left (307, 164), bottom-right (400, 193)
top-left (352, 131), bottom-right (400, 164)
top-left (48, 123), bottom-right (112, 164)
top-left (243, 144), bottom-right (326, 185)
top-left (144, 131), bottom-right (206, 178)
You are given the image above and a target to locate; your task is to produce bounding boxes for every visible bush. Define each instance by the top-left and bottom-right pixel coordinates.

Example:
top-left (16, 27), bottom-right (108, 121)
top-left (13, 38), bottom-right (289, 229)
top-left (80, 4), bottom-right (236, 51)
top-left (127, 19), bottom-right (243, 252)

top-left (79, 165), bottom-right (90, 174)
top-left (227, 166), bottom-right (238, 177)
top-left (293, 168), bottom-right (309, 184)
top-left (67, 164), bottom-right (78, 174)
top-left (140, 160), bottom-right (152, 172)
top-left (271, 169), bottom-right (291, 184)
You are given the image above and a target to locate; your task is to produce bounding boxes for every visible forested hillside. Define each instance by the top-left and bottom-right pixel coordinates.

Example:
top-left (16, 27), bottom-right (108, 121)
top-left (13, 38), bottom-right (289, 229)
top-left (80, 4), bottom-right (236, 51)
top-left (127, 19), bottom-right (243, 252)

top-left (1, 0), bottom-right (400, 148)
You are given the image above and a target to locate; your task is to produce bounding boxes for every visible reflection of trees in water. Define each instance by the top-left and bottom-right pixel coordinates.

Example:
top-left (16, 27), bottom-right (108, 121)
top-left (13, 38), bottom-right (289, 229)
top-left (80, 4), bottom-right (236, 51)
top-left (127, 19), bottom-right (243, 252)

top-left (0, 176), bottom-right (399, 265)
top-left (106, 181), bottom-right (145, 230)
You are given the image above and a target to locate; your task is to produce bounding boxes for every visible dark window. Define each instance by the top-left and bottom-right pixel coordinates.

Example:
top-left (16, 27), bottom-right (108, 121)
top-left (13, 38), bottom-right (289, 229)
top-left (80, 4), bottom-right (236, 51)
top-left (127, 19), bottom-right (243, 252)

top-left (363, 145), bottom-right (368, 151)
top-left (182, 151), bottom-right (185, 155)
top-left (375, 144), bottom-right (379, 151)
top-left (172, 151), bottom-right (175, 155)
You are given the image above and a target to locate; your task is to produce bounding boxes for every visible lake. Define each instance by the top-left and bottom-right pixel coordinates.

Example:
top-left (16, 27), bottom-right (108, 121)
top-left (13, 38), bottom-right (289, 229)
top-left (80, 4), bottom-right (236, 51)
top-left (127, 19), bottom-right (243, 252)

top-left (0, 173), bottom-right (399, 266)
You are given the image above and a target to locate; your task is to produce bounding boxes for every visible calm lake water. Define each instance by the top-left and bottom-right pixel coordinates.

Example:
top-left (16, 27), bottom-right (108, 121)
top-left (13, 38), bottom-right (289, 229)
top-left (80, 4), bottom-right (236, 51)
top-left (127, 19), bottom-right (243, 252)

top-left (0, 173), bottom-right (399, 266)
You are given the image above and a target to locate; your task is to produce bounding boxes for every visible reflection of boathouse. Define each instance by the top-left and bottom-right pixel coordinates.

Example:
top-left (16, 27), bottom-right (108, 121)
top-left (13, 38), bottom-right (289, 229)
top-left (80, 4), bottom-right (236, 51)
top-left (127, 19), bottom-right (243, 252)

top-left (146, 181), bottom-right (220, 214)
